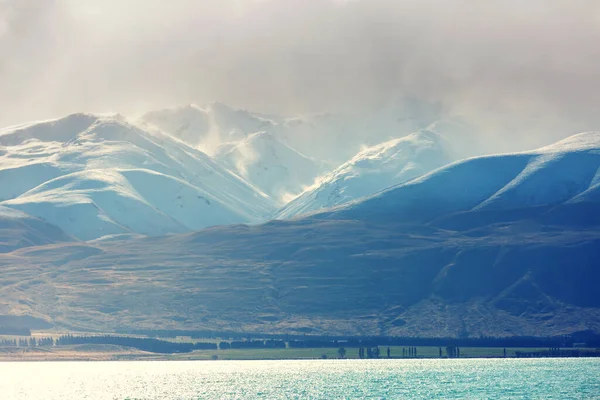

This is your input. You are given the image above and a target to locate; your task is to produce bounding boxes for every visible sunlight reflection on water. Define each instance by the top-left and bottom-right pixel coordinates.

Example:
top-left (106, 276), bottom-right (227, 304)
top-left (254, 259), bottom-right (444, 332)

top-left (1, 358), bottom-right (599, 399)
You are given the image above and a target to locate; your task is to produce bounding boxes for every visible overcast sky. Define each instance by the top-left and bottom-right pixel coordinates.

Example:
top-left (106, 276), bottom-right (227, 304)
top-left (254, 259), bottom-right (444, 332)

top-left (1, 0), bottom-right (599, 149)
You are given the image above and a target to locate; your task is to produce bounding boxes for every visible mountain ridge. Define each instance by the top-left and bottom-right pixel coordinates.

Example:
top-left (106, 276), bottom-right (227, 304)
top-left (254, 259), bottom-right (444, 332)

top-left (0, 113), bottom-right (276, 240)
top-left (277, 129), bottom-right (452, 218)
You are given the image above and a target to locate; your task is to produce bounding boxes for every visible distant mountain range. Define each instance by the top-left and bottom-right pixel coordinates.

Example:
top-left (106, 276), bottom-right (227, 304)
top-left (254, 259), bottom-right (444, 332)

top-left (0, 110), bottom-right (598, 337)
top-left (139, 98), bottom-right (442, 164)
top-left (0, 102), bottom-right (450, 239)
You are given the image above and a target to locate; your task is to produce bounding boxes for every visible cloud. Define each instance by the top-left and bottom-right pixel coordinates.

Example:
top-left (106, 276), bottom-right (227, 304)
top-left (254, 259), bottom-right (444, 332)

top-left (1, 0), bottom-right (600, 150)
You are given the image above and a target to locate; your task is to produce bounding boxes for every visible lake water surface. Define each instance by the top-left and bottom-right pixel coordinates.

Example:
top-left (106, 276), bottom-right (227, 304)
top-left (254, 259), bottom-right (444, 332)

top-left (1, 358), bottom-right (599, 399)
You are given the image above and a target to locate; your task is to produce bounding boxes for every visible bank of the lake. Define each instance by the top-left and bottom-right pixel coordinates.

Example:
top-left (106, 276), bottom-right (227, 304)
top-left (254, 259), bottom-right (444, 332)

top-left (1, 345), bottom-right (599, 361)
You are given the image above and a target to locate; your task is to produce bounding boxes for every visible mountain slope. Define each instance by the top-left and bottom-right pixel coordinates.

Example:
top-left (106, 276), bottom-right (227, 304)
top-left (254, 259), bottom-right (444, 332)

top-left (143, 105), bottom-right (331, 204)
top-left (1, 132), bottom-right (598, 337)
top-left (326, 131), bottom-right (600, 225)
top-left (215, 131), bottom-right (329, 204)
top-left (0, 206), bottom-right (72, 253)
top-left (277, 130), bottom-right (451, 218)
top-left (1, 206), bottom-right (598, 337)
top-left (0, 114), bottom-right (276, 240)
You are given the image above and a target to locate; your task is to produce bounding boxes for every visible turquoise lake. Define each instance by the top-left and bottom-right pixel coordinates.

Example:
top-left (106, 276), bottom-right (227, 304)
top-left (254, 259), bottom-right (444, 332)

top-left (1, 358), bottom-right (599, 399)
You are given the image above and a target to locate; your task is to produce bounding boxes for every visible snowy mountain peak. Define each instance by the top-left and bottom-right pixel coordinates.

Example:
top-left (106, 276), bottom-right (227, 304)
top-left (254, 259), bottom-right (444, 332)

top-left (138, 105), bottom-right (211, 150)
top-left (537, 131), bottom-right (600, 153)
top-left (353, 129), bottom-right (446, 162)
top-left (276, 129), bottom-right (453, 219)
top-left (0, 113), bottom-right (100, 146)
top-left (216, 130), bottom-right (328, 205)
top-left (0, 114), bottom-right (276, 240)
top-left (140, 103), bottom-right (275, 155)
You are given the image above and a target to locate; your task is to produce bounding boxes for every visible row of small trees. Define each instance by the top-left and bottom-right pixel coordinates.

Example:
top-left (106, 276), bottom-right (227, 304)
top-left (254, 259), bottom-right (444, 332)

top-left (0, 337), bottom-right (54, 347)
top-left (357, 346), bottom-right (384, 358)
top-left (56, 334), bottom-right (199, 353)
top-left (445, 346), bottom-right (460, 358)
top-left (403, 347), bottom-right (418, 357)
top-left (0, 336), bottom-right (478, 359)
top-left (0, 335), bottom-right (286, 354)
top-left (221, 340), bottom-right (285, 349)
top-left (39, 335), bottom-right (286, 353)
top-left (282, 336), bottom-right (575, 349)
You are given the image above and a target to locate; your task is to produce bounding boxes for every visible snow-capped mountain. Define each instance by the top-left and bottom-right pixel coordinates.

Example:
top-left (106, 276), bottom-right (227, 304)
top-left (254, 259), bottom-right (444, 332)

top-left (325, 131), bottom-right (600, 225)
top-left (3, 131), bottom-right (599, 337)
top-left (276, 129), bottom-right (452, 219)
top-left (215, 131), bottom-right (329, 204)
top-left (141, 97), bottom-right (442, 165)
top-left (424, 118), bottom-right (481, 159)
top-left (0, 113), bottom-right (276, 240)
top-left (2, 128), bottom-right (600, 336)
top-left (140, 103), bottom-right (275, 155)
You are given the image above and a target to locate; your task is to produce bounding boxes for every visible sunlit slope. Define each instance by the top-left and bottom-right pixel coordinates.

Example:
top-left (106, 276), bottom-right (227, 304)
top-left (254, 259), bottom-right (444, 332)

top-left (277, 130), bottom-right (451, 218)
top-left (0, 114), bottom-right (276, 240)
top-left (325, 131), bottom-right (600, 225)
top-left (216, 131), bottom-right (329, 204)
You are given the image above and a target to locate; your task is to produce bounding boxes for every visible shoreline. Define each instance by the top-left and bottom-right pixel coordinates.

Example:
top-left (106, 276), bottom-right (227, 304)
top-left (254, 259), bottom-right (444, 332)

top-left (2, 346), bottom-right (598, 362)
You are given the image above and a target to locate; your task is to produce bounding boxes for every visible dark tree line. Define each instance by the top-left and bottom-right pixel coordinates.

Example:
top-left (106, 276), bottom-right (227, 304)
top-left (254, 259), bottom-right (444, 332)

top-left (358, 346), bottom-right (381, 359)
top-left (37, 337), bottom-right (55, 346)
top-left (55, 334), bottom-right (216, 354)
top-left (221, 340), bottom-right (286, 349)
top-left (52, 335), bottom-right (288, 353)
top-left (118, 328), bottom-right (600, 348)
top-left (446, 346), bottom-right (460, 358)
top-left (515, 348), bottom-right (600, 358)
top-left (402, 347), bottom-right (418, 357)
top-left (283, 335), bottom-right (580, 349)
top-left (0, 337), bottom-right (54, 347)
top-left (122, 329), bottom-right (293, 341)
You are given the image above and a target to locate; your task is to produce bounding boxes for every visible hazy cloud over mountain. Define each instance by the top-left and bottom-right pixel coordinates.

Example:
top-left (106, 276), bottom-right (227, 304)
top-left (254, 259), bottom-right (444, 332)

top-left (1, 0), bottom-right (599, 150)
